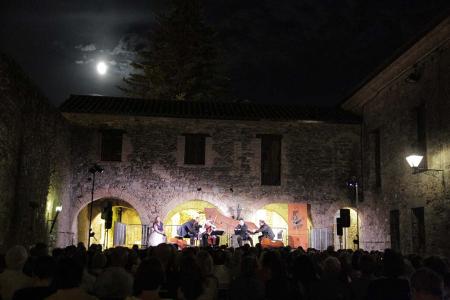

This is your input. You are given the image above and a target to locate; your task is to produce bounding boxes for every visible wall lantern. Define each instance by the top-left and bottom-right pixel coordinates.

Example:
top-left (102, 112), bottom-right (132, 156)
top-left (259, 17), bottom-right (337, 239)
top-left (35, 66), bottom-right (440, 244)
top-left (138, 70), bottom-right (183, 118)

top-left (49, 206), bottom-right (62, 233)
top-left (405, 153), bottom-right (442, 174)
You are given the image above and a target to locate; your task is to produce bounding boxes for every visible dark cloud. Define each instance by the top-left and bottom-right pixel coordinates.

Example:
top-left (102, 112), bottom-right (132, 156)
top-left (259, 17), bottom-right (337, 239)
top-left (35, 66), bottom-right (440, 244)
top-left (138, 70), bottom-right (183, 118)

top-left (1, 0), bottom-right (449, 106)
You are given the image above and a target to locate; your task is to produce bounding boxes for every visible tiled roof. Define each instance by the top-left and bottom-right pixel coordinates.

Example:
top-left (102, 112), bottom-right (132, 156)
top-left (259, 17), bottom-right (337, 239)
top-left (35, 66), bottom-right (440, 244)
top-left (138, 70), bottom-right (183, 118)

top-left (59, 94), bottom-right (360, 123)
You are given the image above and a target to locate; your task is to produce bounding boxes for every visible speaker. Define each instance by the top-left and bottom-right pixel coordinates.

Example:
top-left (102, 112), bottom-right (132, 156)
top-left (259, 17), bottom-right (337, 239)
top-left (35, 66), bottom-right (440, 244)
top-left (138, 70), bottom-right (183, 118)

top-left (101, 202), bottom-right (113, 230)
top-left (336, 218), bottom-right (343, 236)
top-left (340, 208), bottom-right (350, 228)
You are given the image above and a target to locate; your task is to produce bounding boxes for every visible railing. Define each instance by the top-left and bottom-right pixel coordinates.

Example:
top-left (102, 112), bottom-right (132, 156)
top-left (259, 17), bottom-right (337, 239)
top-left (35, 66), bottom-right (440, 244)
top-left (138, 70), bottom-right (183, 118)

top-left (309, 228), bottom-right (333, 250)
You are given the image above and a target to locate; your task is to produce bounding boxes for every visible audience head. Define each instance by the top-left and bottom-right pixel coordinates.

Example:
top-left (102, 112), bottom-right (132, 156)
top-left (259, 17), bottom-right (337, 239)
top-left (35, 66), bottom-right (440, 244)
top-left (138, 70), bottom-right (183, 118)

top-left (411, 268), bottom-right (443, 300)
top-left (33, 255), bottom-right (56, 281)
top-left (178, 253), bottom-right (203, 300)
top-left (110, 246), bottom-right (129, 268)
top-left (383, 249), bottom-right (404, 278)
top-left (197, 250), bottom-right (214, 277)
top-left (239, 219), bottom-right (244, 226)
top-left (91, 252), bottom-right (107, 270)
top-left (423, 256), bottom-right (448, 277)
top-left (134, 257), bottom-right (164, 295)
top-left (240, 255), bottom-right (258, 277)
top-left (5, 245), bottom-right (28, 270)
top-left (359, 253), bottom-right (376, 276)
top-left (30, 242), bottom-right (49, 257)
top-left (322, 256), bottom-right (342, 279)
top-left (53, 257), bottom-right (84, 289)
top-left (95, 267), bottom-right (133, 300)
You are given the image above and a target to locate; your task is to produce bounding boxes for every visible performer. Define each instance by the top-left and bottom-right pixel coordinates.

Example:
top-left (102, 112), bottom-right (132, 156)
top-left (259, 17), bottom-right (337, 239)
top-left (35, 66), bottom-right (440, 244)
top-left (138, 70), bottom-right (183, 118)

top-left (148, 216), bottom-right (166, 246)
top-left (252, 220), bottom-right (275, 243)
top-left (233, 218), bottom-right (253, 247)
top-left (201, 220), bottom-right (219, 247)
top-left (177, 217), bottom-right (200, 246)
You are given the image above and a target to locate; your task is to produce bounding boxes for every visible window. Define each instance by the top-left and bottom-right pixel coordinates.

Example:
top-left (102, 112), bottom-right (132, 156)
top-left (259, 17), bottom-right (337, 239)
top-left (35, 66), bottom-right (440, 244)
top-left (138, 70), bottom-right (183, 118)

top-left (101, 130), bottom-right (123, 162)
top-left (184, 134), bottom-right (206, 165)
top-left (416, 104), bottom-right (427, 167)
top-left (259, 134), bottom-right (281, 186)
top-left (389, 209), bottom-right (400, 251)
top-left (372, 129), bottom-right (381, 188)
top-left (411, 207), bottom-right (425, 253)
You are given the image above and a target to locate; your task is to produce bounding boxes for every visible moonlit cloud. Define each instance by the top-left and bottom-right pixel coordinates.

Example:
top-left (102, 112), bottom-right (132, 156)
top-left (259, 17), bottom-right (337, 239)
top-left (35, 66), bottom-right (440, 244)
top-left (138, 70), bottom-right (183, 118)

top-left (75, 43), bottom-right (96, 51)
top-left (73, 33), bottom-right (148, 76)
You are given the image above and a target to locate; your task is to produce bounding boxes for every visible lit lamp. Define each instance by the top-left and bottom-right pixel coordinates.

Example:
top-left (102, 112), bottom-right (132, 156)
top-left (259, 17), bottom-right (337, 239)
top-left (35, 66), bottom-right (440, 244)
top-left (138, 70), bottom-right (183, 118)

top-left (49, 206), bottom-right (62, 233)
top-left (406, 153), bottom-right (442, 174)
top-left (406, 154), bottom-right (423, 169)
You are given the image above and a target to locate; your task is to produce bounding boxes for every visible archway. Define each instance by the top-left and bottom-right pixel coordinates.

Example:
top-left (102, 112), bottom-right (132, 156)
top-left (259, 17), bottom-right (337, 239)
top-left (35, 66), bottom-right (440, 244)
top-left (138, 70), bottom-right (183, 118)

top-left (163, 199), bottom-right (218, 239)
top-left (77, 198), bottom-right (142, 248)
top-left (334, 207), bottom-right (359, 250)
top-left (253, 203), bottom-right (289, 245)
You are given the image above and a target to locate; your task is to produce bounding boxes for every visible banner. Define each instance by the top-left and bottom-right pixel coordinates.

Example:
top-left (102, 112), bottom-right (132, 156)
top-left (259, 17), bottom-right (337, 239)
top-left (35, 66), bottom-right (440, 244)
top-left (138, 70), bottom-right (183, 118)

top-left (288, 203), bottom-right (308, 249)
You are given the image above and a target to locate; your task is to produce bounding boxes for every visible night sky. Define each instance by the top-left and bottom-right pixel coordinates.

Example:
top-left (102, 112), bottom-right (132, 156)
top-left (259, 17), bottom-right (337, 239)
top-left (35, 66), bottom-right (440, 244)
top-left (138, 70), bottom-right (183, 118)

top-left (1, 1), bottom-right (449, 106)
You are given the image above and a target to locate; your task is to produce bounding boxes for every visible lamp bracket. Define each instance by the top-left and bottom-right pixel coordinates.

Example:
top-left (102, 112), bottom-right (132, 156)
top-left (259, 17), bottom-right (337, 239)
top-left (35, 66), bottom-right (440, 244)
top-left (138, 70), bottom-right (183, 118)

top-left (413, 167), bottom-right (443, 175)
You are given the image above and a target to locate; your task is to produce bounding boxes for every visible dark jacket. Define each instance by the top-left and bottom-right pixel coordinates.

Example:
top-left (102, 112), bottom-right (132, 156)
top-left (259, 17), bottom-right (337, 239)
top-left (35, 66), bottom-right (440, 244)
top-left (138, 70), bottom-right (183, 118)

top-left (177, 220), bottom-right (198, 237)
top-left (234, 224), bottom-right (250, 239)
top-left (255, 224), bottom-right (275, 240)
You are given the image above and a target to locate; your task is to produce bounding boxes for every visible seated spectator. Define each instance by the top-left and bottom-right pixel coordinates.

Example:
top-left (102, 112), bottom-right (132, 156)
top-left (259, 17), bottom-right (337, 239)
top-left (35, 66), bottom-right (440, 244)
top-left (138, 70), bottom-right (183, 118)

top-left (196, 250), bottom-right (218, 300)
top-left (212, 250), bottom-right (231, 290)
top-left (0, 245), bottom-right (31, 300)
top-left (133, 257), bottom-right (164, 300)
top-left (292, 254), bottom-right (319, 299)
top-left (411, 268), bottom-right (443, 300)
top-left (367, 250), bottom-right (410, 300)
top-left (230, 255), bottom-right (264, 300)
top-left (89, 253), bottom-right (107, 277)
top-left (311, 256), bottom-right (351, 300)
top-left (94, 267), bottom-right (133, 300)
top-left (351, 254), bottom-right (377, 300)
top-left (46, 257), bottom-right (97, 300)
top-left (13, 255), bottom-right (56, 300)
top-left (177, 252), bottom-right (203, 300)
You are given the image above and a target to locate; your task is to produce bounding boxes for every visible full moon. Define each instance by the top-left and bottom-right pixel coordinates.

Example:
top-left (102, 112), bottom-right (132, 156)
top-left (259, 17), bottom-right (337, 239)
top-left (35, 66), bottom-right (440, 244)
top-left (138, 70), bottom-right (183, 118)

top-left (96, 61), bottom-right (107, 75)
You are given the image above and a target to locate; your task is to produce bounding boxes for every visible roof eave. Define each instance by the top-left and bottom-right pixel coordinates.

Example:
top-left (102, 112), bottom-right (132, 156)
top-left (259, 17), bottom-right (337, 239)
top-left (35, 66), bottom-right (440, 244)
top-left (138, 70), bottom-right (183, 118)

top-left (341, 15), bottom-right (450, 115)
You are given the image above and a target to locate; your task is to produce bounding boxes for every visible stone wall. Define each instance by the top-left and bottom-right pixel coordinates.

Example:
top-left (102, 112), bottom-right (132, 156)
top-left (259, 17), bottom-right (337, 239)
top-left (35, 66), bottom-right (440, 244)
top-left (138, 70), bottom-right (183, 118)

top-left (358, 39), bottom-right (450, 256)
top-left (62, 113), bottom-right (361, 246)
top-left (0, 54), bottom-right (72, 250)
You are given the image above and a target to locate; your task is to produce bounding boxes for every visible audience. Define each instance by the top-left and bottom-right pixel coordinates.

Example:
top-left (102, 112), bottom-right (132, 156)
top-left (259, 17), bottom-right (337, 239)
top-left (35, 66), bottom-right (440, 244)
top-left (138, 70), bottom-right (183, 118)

top-left (0, 245), bottom-right (31, 300)
top-left (0, 242), bottom-right (449, 300)
top-left (12, 255), bottom-right (56, 300)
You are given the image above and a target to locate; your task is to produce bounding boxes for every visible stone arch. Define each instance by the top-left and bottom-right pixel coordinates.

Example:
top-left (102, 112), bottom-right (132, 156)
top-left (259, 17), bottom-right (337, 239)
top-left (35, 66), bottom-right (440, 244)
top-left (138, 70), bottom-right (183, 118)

top-left (334, 207), bottom-right (359, 250)
top-left (68, 187), bottom-right (150, 244)
top-left (160, 192), bottom-right (229, 222)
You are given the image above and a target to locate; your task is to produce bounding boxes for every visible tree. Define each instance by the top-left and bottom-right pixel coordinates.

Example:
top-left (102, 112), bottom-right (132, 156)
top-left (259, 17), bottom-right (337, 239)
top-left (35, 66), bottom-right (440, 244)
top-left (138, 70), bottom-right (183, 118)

top-left (120, 0), bottom-right (229, 101)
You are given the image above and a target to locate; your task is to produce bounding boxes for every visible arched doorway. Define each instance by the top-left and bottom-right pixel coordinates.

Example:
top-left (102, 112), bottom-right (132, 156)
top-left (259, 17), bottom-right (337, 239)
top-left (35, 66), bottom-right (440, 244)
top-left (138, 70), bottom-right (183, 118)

top-left (334, 207), bottom-right (359, 250)
top-left (77, 198), bottom-right (142, 248)
top-left (253, 203), bottom-right (289, 245)
top-left (163, 200), bottom-right (217, 239)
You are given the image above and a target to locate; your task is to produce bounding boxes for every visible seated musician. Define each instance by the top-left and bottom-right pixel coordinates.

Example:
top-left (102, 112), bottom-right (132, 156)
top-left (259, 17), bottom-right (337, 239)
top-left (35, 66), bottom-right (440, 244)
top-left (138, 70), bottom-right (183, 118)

top-left (234, 218), bottom-right (253, 247)
top-left (201, 220), bottom-right (219, 247)
top-left (177, 217), bottom-right (200, 246)
top-left (252, 220), bottom-right (275, 243)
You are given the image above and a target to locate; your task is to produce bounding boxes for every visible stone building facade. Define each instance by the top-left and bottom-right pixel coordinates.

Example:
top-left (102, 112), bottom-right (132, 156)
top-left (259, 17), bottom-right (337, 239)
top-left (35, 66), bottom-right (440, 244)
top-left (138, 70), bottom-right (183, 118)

top-left (58, 96), bottom-right (361, 248)
top-left (1, 16), bottom-right (448, 253)
top-left (343, 16), bottom-right (450, 256)
top-left (0, 54), bottom-right (71, 251)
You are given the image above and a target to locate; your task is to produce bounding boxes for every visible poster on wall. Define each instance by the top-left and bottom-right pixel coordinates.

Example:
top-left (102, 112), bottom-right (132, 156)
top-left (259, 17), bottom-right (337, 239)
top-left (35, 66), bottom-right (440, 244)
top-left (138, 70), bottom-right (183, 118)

top-left (288, 203), bottom-right (308, 248)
